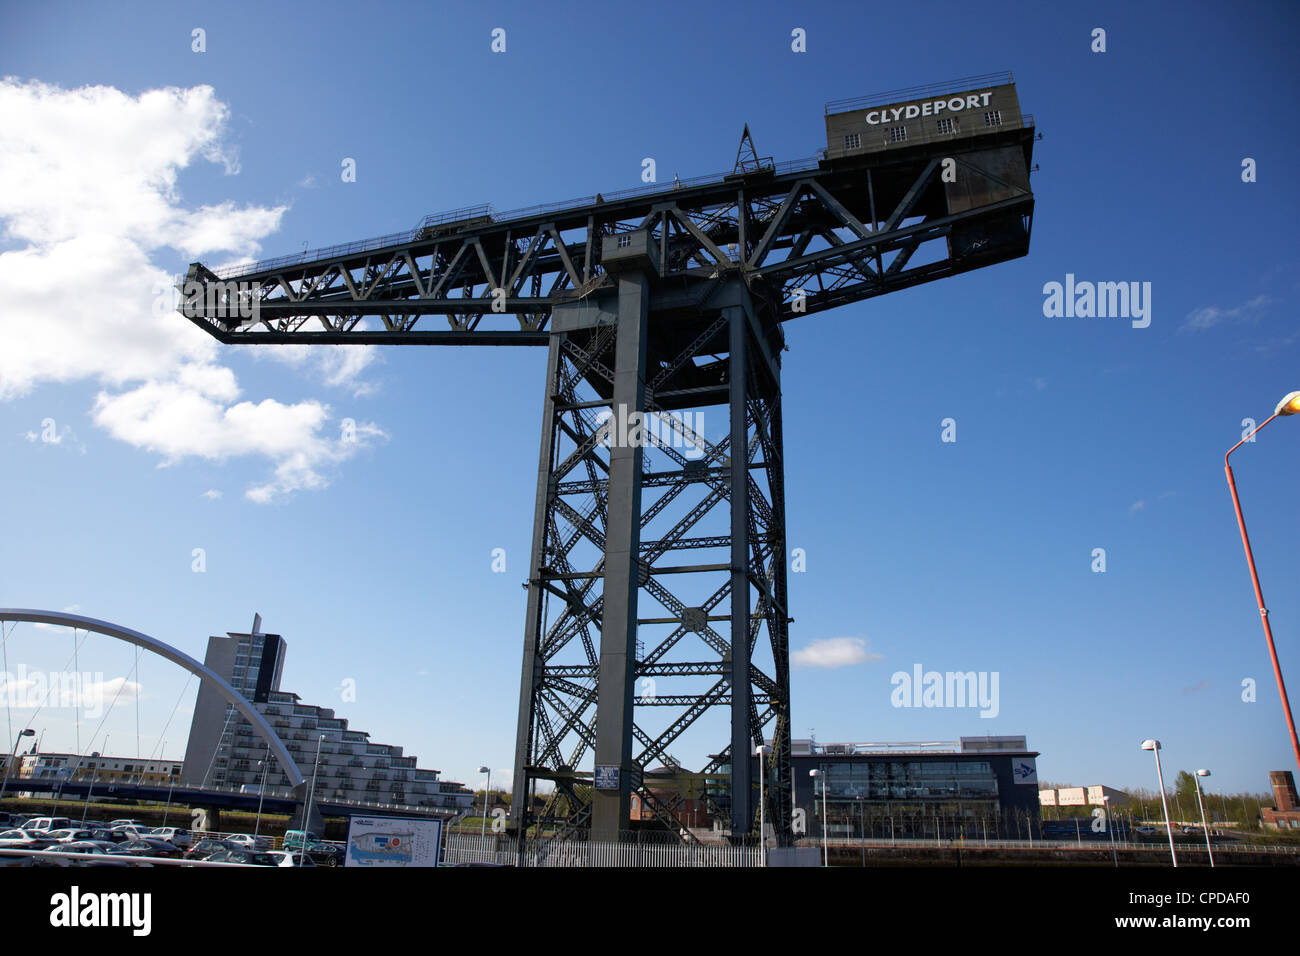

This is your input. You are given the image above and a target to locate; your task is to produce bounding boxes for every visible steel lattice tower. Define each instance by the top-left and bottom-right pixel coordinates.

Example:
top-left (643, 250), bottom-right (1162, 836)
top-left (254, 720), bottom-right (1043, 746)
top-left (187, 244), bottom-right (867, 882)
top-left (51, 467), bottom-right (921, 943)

top-left (181, 75), bottom-right (1035, 848)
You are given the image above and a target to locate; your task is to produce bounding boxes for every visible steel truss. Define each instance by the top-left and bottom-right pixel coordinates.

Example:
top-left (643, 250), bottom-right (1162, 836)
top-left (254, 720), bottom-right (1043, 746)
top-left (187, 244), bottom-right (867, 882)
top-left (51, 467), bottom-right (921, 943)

top-left (509, 275), bottom-right (792, 845)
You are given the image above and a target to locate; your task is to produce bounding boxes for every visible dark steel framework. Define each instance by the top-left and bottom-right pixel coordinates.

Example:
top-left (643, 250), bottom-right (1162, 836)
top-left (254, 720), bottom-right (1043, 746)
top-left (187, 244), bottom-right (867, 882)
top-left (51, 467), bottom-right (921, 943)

top-left (182, 98), bottom-right (1035, 847)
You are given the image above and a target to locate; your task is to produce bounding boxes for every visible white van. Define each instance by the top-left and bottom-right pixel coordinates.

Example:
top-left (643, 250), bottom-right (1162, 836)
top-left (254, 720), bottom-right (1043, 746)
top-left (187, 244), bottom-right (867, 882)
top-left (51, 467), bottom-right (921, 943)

top-left (21, 816), bottom-right (74, 833)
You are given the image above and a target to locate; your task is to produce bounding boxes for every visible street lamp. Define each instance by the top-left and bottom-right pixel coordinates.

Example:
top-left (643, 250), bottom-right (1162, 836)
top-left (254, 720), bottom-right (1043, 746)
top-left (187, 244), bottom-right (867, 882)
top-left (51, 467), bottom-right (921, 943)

top-left (809, 768), bottom-right (828, 866)
top-left (755, 745), bottom-right (767, 867)
top-left (1225, 390), bottom-right (1300, 774)
top-left (1194, 769), bottom-right (1215, 868)
top-left (1102, 794), bottom-right (1117, 867)
top-left (81, 735), bottom-right (107, 826)
top-left (0, 728), bottom-right (35, 803)
top-left (254, 744), bottom-right (271, 839)
top-left (300, 734), bottom-right (324, 867)
top-left (479, 766), bottom-right (492, 838)
top-left (1141, 739), bottom-right (1177, 867)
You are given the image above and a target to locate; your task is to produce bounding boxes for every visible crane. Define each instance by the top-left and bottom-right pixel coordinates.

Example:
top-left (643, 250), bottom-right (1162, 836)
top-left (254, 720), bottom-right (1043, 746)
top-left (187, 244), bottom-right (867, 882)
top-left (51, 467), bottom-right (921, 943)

top-left (180, 72), bottom-right (1036, 850)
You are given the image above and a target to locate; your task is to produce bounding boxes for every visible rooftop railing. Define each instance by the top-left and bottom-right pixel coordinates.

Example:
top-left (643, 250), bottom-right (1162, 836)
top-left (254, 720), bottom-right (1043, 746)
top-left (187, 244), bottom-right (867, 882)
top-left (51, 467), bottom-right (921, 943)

top-left (825, 71), bottom-right (1015, 115)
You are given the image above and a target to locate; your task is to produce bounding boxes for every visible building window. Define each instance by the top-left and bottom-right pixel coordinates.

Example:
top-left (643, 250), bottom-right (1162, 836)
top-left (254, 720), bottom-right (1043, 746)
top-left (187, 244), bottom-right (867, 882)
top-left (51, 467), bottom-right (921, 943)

top-left (984, 110), bottom-right (1002, 127)
top-left (843, 132), bottom-right (861, 150)
top-left (888, 126), bottom-right (907, 144)
top-left (616, 234), bottom-right (632, 249)
top-left (936, 117), bottom-right (957, 135)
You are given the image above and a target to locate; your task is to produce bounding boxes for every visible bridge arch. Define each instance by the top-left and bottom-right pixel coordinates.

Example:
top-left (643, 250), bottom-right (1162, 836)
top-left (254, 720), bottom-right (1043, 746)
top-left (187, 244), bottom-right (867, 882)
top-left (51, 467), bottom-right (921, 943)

top-left (0, 608), bottom-right (304, 788)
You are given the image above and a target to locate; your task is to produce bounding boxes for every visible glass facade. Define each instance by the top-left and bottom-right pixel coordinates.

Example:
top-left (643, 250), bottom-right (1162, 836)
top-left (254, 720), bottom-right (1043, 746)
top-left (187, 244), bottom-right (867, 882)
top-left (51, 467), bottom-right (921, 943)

top-left (794, 754), bottom-right (1039, 839)
top-left (822, 759), bottom-right (998, 800)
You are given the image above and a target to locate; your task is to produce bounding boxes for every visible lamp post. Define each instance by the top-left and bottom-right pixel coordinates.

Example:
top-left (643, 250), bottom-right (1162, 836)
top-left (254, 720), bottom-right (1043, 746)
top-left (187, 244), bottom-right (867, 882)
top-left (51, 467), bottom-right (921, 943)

top-left (254, 745), bottom-right (271, 839)
top-left (1102, 795), bottom-right (1117, 867)
top-left (809, 769), bottom-right (827, 866)
top-left (1225, 390), bottom-right (1300, 774)
top-left (1141, 739), bottom-right (1177, 867)
top-left (857, 795), bottom-right (865, 867)
top-left (0, 728), bottom-right (34, 803)
top-left (300, 734), bottom-right (324, 867)
top-left (479, 766), bottom-right (492, 838)
top-left (755, 745), bottom-right (767, 867)
top-left (1194, 769), bottom-right (1215, 868)
top-left (81, 736), bottom-right (106, 827)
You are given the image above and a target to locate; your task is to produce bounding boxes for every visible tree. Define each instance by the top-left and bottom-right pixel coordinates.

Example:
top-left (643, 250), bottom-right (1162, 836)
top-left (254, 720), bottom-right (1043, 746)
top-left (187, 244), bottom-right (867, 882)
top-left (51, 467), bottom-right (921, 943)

top-left (1173, 770), bottom-right (1198, 809)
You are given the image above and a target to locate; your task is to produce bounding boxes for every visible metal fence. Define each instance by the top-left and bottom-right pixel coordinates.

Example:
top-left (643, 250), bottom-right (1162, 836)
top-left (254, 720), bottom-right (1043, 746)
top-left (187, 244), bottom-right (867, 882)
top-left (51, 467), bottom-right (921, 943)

top-left (443, 831), bottom-right (761, 868)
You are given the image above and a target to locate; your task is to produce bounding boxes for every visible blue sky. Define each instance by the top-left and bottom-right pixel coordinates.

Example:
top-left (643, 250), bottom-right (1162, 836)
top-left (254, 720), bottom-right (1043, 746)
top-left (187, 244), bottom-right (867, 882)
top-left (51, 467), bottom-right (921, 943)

top-left (0, 0), bottom-right (1297, 800)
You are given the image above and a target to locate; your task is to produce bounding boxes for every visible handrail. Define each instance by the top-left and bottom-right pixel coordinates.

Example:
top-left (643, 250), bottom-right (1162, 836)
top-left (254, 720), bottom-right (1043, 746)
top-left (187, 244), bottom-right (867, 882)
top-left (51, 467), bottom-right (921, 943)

top-left (209, 156), bottom-right (824, 279)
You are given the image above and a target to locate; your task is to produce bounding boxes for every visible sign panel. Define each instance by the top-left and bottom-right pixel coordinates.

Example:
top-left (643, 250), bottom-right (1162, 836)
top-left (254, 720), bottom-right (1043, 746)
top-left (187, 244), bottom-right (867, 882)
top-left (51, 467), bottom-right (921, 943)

top-left (594, 765), bottom-right (620, 790)
top-left (344, 815), bottom-right (443, 868)
top-left (1010, 757), bottom-right (1038, 785)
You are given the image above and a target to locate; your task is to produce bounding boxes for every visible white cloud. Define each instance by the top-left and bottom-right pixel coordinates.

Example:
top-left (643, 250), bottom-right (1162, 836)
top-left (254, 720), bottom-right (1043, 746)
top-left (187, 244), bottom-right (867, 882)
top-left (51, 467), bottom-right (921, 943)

top-left (0, 78), bottom-right (382, 501)
top-left (792, 636), bottom-right (883, 670)
top-left (1183, 294), bottom-right (1272, 331)
top-left (239, 334), bottom-right (381, 398)
top-left (1128, 500), bottom-right (1146, 514)
top-left (201, 489), bottom-right (223, 500)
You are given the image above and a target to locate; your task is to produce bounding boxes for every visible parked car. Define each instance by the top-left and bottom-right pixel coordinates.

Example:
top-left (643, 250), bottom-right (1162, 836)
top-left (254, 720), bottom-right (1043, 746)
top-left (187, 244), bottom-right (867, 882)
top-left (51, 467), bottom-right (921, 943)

top-left (0, 829), bottom-right (55, 849)
top-left (185, 838), bottom-right (241, 861)
top-left (266, 850), bottom-right (316, 867)
top-left (226, 833), bottom-right (272, 851)
top-left (107, 818), bottom-right (143, 828)
top-left (304, 841), bottom-right (345, 867)
top-left (44, 843), bottom-right (144, 867)
top-left (107, 838), bottom-right (183, 859)
top-left (42, 828), bottom-right (105, 843)
top-left (108, 824), bottom-right (151, 841)
top-left (281, 829), bottom-right (320, 851)
top-left (148, 827), bottom-right (192, 847)
top-left (1134, 825), bottom-right (1157, 835)
top-left (48, 839), bottom-right (119, 853)
top-left (204, 848), bottom-right (278, 866)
